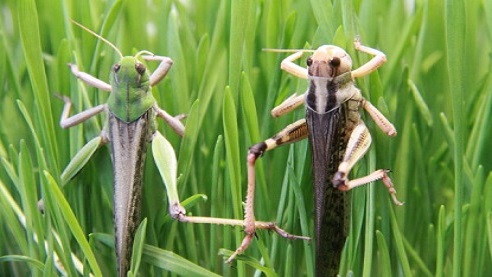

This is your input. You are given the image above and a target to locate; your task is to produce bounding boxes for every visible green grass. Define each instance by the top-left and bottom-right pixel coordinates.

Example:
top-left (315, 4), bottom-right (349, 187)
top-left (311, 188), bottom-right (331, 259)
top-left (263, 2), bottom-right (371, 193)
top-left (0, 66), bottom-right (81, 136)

top-left (1, 0), bottom-right (491, 276)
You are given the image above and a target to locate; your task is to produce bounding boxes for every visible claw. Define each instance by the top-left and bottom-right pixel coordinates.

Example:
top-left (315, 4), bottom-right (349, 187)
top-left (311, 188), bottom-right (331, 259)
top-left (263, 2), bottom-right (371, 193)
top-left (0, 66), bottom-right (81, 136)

top-left (174, 114), bottom-right (187, 121)
top-left (169, 202), bottom-right (187, 220)
top-left (54, 93), bottom-right (71, 104)
top-left (354, 36), bottom-right (362, 49)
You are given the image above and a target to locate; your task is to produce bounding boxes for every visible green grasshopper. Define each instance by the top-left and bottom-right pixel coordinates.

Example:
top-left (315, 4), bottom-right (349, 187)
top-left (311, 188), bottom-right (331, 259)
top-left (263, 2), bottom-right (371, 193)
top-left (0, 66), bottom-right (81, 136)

top-left (235, 39), bottom-right (404, 276)
top-left (61, 21), bottom-right (307, 276)
top-left (58, 21), bottom-right (185, 277)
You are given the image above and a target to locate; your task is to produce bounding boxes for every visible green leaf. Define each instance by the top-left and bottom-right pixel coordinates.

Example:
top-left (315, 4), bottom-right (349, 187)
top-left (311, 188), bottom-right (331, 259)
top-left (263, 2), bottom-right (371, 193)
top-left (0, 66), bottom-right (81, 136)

top-left (375, 231), bottom-right (391, 277)
top-left (143, 245), bottom-right (220, 277)
top-left (0, 255), bottom-right (45, 272)
top-left (42, 171), bottom-right (102, 277)
top-left (152, 131), bottom-right (179, 207)
top-left (18, 0), bottom-right (58, 172)
top-left (129, 218), bottom-right (147, 277)
top-left (445, 0), bottom-right (466, 274)
top-left (222, 88), bottom-right (241, 219)
top-left (218, 249), bottom-right (277, 277)
top-left (408, 79), bottom-right (433, 127)
top-left (177, 100), bottom-right (200, 187)
top-left (60, 136), bottom-right (102, 186)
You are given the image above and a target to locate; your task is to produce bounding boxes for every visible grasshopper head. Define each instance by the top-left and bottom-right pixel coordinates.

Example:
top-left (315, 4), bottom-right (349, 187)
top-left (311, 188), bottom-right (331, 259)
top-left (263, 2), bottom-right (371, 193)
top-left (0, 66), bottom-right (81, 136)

top-left (111, 56), bottom-right (150, 89)
top-left (307, 45), bottom-right (352, 78)
top-left (108, 56), bottom-right (155, 122)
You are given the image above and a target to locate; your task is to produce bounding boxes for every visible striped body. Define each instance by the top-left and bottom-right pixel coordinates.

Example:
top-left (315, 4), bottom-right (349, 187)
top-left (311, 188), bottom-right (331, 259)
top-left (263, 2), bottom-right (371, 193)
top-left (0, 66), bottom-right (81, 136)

top-left (108, 57), bottom-right (155, 277)
top-left (306, 75), bottom-right (360, 276)
top-left (109, 109), bottom-right (154, 277)
top-left (232, 42), bottom-right (399, 276)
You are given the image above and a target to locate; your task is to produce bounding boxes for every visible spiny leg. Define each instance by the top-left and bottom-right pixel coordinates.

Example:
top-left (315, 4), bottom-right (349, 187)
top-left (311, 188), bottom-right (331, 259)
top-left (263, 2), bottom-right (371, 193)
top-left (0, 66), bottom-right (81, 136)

top-left (155, 119), bottom-right (311, 262)
top-left (351, 38), bottom-right (387, 79)
top-left (168, 119), bottom-right (311, 263)
top-left (165, 195), bottom-right (310, 242)
top-left (141, 55), bottom-right (173, 86)
top-left (68, 64), bottom-right (112, 91)
top-left (332, 122), bottom-right (403, 205)
top-left (171, 215), bottom-right (310, 240)
top-left (226, 118), bottom-right (310, 263)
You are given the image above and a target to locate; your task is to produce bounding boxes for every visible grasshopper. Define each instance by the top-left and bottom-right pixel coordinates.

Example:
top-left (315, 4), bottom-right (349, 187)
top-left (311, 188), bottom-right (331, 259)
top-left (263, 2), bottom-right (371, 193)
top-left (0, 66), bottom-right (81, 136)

top-left (234, 39), bottom-right (404, 276)
top-left (58, 21), bottom-right (185, 277)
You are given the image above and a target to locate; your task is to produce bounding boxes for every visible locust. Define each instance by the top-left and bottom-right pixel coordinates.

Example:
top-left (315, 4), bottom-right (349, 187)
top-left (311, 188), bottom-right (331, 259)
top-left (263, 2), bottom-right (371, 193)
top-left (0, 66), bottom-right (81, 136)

top-left (58, 21), bottom-right (185, 277)
top-left (233, 38), bottom-right (404, 276)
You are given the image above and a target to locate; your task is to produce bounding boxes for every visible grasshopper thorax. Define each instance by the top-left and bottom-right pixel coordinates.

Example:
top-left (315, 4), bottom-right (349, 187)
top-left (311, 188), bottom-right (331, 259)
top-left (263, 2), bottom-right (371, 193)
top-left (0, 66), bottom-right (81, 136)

top-left (108, 56), bottom-right (155, 123)
top-left (307, 45), bottom-right (352, 78)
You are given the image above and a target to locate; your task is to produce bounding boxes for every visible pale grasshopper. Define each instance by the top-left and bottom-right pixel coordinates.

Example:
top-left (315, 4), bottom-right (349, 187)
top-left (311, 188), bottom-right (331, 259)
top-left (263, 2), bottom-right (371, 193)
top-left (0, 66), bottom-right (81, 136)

top-left (236, 38), bottom-right (404, 276)
top-left (58, 21), bottom-right (185, 277)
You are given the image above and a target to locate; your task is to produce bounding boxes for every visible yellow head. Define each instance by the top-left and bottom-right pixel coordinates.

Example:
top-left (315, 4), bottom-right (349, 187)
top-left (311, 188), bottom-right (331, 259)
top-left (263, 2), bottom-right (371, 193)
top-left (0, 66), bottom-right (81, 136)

top-left (307, 45), bottom-right (352, 78)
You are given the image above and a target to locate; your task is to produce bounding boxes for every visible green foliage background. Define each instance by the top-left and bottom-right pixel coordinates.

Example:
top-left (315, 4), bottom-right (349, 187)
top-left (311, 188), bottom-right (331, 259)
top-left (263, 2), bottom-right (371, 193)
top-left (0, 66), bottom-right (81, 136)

top-left (1, 0), bottom-right (491, 276)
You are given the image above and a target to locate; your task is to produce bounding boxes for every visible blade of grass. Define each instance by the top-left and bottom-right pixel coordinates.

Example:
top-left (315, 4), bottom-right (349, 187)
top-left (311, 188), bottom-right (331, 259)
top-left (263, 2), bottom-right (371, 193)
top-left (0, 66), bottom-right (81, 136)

top-left (222, 87), bottom-right (245, 275)
top-left (42, 171), bottom-right (102, 276)
top-left (229, 0), bottom-right (251, 100)
top-left (142, 245), bottom-right (221, 277)
top-left (375, 231), bottom-right (391, 277)
top-left (445, 0), bottom-right (465, 276)
top-left (18, 0), bottom-right (59, 173)
top-left (128, 218), bottom-right (147, 277)
top-left (287, 153), bottom-right (314, 277)
top-left (0, 178), bottom-right (93, 276)
top-left (390, 205), bottom-right (412, 276)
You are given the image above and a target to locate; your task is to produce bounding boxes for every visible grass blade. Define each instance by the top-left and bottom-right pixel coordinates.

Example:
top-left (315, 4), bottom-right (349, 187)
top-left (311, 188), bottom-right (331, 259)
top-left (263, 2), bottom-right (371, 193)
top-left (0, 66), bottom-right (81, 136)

top-left (42, 171), bottom-right (102, 276)
top-left (142, 245), bottom-right (220, 277)
top-left (445, 0), bottom-right (466, 275)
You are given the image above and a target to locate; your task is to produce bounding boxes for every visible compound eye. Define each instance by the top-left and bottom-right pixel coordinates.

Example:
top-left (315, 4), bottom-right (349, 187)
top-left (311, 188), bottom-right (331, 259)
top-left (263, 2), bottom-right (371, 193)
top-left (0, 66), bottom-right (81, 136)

top-left (329, 57), bottom-right (341, 67)
top-left (135, 62), bottom-right (146, 75)
top-left (113, 63), bottom-right (121, 72)
top-left (306, 57), bottom-right (313, 66)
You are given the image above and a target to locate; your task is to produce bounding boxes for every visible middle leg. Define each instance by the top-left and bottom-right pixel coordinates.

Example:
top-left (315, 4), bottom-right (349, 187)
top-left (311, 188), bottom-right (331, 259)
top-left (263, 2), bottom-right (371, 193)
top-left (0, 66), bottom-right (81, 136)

top-left (332, 122), bottom-right (403, 205)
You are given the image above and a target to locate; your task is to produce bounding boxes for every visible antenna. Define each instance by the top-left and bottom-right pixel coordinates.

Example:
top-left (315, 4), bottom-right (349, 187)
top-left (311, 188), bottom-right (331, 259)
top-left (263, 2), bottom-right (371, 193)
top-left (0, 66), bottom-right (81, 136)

top-left (71, 19), bottom-right (123, 58)
top-left (262, 48), bottom-right (315, 53)
top-left (135, 50), bottom-right (155, 59)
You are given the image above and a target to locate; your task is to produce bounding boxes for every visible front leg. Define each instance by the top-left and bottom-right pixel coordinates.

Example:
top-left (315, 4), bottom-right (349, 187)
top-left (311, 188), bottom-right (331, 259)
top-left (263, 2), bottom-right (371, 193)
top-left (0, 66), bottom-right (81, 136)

top-left (68, 64), bottom-right (112, 91)
top-left (269, 50), bottom-right (311, 118)
top-left (332, 122), bottom-right (403, 205)
top-left (141, 55), bottom-right (173, 86)
top-left (280, 51), bottom-right (309, 79)
top-left (351, 38), bottom-right (387, 79)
